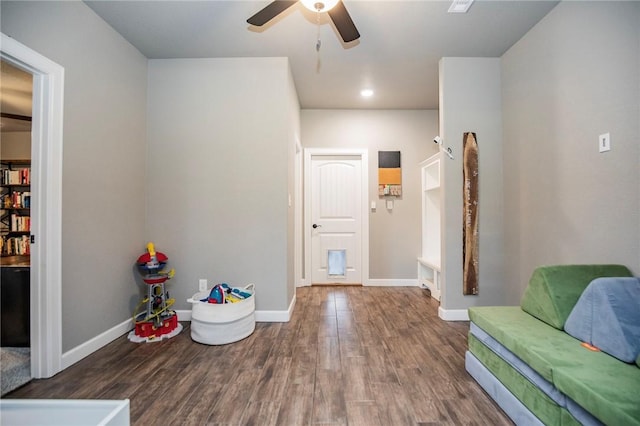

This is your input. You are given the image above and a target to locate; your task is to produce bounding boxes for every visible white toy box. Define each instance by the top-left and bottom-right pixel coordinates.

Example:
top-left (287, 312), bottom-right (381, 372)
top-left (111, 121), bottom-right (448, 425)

top-left (187, 284), bottom-right (255, 345)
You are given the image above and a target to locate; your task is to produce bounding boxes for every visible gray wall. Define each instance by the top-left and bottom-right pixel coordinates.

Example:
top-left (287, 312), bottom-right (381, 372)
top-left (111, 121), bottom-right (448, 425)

top-left (502, 1), bottom-right (640, 303)
top-left (146, 58), bottom-right (297, 312)
top-left (286, 66), bottom-right (301, 303)
top-left (301, 109), bottom-right (438, 280)
top-left (1, 1), bottom-right (148, 351)
top-left (438, 58), bottom-right (505, 311)
top-left (4, 0), bottom-right (636, 356)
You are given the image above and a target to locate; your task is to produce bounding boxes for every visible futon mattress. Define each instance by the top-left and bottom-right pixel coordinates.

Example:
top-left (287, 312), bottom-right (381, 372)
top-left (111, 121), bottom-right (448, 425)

top-left (469, 307), bottom-right (640, 426)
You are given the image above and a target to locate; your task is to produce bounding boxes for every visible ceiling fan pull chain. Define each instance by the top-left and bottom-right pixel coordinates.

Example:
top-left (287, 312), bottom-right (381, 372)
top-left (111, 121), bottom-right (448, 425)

top-left (315, 8), bottom-right (321, 52)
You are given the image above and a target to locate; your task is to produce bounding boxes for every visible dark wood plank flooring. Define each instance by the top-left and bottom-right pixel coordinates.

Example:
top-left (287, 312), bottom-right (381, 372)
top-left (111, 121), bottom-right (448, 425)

top-left (4, 286), bottom-right (512, 425)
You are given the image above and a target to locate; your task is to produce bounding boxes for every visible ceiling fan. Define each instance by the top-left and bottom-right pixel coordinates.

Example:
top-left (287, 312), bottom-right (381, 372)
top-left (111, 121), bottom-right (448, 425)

top-left (247, 0), bottom-right (360, 43)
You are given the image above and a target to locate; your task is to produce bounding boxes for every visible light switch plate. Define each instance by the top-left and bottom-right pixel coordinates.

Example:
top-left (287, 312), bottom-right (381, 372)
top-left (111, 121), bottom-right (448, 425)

top-left (599, 132), bottom-right (610, 153)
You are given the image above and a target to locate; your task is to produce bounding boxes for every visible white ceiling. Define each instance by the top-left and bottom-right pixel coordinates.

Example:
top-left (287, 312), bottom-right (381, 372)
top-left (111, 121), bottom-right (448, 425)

top-left (85, 0), bottom-right (558, 109)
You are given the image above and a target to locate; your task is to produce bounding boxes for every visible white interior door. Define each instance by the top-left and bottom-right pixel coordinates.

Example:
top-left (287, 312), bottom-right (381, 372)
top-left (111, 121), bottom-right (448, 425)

top-left (309, 154), bottom-right (363, 284)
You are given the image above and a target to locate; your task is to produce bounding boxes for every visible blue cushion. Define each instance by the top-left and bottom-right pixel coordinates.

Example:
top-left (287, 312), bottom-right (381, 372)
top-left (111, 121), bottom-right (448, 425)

top-left (564, 277), bottom-right (640, 363)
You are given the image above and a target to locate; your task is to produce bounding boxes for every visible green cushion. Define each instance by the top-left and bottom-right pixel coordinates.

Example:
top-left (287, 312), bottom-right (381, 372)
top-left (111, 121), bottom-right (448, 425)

top-left (469, 334), bottom-right (571, 425)
top-left (520, 264), bottom-right (632, 329)
top-left (469, 306), bottom-right (640, 426)
top-left (554, 361), bottom-right (640, 426)
top-left (469, 307), bottom-right (574, 382)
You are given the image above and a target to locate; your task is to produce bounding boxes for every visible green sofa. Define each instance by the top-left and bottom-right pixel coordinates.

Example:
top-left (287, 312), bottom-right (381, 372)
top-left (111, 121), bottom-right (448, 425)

top-left (466, 265), bottom-right (640, 425)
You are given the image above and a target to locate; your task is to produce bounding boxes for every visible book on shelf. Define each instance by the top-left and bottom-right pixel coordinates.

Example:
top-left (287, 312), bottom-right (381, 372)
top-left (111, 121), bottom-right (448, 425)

top-left (0, 235), bottom-right (30, 256)
top-left (2, 191), bottom-right (31, 208)
top-left (10, 214), bottom-right (30, 232)
top-left (1, 167), bottom-right (30, 185)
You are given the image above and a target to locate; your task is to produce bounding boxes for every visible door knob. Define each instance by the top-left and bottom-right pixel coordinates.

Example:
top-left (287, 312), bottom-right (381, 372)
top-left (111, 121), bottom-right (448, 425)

top-left (312, 224), bottom-right (322, 229)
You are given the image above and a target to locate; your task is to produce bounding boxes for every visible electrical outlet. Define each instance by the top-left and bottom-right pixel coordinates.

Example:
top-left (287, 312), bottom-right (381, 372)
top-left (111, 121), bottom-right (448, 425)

top-left (199, 279), bottom-right (208, 292)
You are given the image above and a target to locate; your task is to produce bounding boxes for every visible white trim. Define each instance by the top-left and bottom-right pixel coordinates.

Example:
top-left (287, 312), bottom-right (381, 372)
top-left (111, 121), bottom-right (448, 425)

top-left (297, 278), bottom-right (310, 287)
top-left (438, 306), bottom-right (469, 321)
top-left (366, 279), bottom-right (419, 287)
top-left (294, 139), bottom-right (304, 288)
top-left (62, 292), bottom-right (298, 366)
top-left (62, 319), bottom-right (132, 370)
top-left (176, 310), bottom-right (192, 322)
top-left (181, 293), bottom-right (297, 324)
top-left (1, 33), bottom-right (64, 379)
top-left (255, 293), bottom-right (296, 322)
top-left (61, 308), bottom-right (193, 368)
top-left (303, 148), bottom-right (369, 286)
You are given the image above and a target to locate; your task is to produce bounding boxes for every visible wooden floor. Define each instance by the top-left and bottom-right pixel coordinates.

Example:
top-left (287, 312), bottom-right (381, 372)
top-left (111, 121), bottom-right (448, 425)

top-left (5, 286), bottom-right (512, 425)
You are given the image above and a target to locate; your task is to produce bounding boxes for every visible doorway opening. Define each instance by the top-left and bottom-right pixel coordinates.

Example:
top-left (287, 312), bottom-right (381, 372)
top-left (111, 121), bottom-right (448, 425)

top-left (1, 33), bottom-right (64, 381)
top-left (0, 60), bottom-right (33, 395)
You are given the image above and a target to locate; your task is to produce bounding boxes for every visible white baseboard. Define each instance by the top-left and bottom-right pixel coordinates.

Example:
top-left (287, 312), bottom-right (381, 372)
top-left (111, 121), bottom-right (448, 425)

top-left (296, 278), bottom-right (310, 287)
top-left (296, 279), bottom-right (419, 287)
top-left (61, 318), bottom-right (133, 370)
top-left (62, 294), bottom-right (297, 369)
top-left (176, 310), bottom-right (192, 322)
top-left (255, 293), bottom-right (296, 322)
top-left (181, 294), bottom-right (297, 323)
top-left (438, 306), bottom-right (469, 321)
top-left (366, 279), bottom-right (419, 287)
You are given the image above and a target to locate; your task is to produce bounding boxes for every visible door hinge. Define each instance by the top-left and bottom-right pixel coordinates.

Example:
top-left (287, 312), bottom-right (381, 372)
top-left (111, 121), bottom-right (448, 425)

top-left (30, 235), bottom-right (35, 244)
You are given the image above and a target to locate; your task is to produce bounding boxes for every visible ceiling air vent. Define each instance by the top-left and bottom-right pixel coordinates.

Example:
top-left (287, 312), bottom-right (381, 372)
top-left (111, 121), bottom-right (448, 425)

top-left (448, 0), bottom-right (474, 13)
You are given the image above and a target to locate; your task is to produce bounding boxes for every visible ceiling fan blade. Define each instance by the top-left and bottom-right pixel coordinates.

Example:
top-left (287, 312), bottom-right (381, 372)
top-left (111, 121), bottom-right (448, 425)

top-left (247, 0), bottom-right (298, 26)
top-left (328, 1), bottom-right (360, 43)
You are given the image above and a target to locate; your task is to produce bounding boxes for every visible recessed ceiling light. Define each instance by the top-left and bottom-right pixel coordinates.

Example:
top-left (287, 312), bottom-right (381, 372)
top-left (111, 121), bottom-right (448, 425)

top-left (360, 89), bottom-right (374, 98)
top-left (448, 0), bottom-right (474, 13)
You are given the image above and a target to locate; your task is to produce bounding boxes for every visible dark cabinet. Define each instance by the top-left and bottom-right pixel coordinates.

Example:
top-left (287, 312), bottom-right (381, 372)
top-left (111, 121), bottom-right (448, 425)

top-left (1, 266), bottom-right (30, 347)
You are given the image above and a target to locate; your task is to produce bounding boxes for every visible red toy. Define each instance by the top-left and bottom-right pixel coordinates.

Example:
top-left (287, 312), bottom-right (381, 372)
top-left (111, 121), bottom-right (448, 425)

top-left (128, 242), bottom-right (182, 343)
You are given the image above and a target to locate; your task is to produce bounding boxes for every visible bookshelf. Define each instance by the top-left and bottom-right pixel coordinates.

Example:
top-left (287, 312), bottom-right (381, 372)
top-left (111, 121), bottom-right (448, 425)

top-left (1, 159), bottom-right (31, 265)
top-left (417, 153), bottom-right (441, 301)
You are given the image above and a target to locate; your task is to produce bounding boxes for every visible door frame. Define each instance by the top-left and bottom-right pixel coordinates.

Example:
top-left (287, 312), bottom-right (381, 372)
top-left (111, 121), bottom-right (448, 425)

top-left (1, 33), bottom-right (64, 378)
top-left (294, 140), bottom-right (303, 287)
top-left (303, 148), bottom-right (369, 286)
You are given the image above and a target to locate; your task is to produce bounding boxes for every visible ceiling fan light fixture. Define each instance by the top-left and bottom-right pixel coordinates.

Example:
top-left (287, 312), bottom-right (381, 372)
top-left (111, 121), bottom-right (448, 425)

top-left (300, 0), bottom-right (340, 13)
top-left (247, 0), bottom-right (360, 43)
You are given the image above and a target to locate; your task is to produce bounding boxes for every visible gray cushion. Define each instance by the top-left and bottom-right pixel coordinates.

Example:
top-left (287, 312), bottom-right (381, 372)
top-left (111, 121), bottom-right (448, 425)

top-left (564, 277), bottom-right (640, 363)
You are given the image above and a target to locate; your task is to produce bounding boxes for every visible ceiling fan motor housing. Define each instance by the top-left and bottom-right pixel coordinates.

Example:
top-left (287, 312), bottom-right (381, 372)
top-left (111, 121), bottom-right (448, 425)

top-left (248, 0), bottom-right (360, 43)
top-left (300, 0), bottom-right (340, 13)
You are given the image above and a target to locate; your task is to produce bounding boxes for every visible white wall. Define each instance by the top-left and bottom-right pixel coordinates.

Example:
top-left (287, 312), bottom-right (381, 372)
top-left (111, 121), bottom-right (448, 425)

top-left (501, 1), bottom-right (640, 303)
top-left (146, 57), bottom-right (298, 313)
top-left (301, 109), bottom-right (438, 281)
top-left (439, 58), bottom-right (505, 311)
top-left (1, 1), bottom-right (148, 351)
